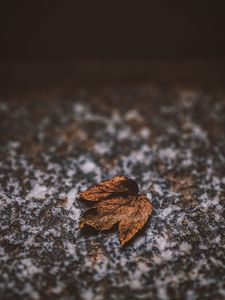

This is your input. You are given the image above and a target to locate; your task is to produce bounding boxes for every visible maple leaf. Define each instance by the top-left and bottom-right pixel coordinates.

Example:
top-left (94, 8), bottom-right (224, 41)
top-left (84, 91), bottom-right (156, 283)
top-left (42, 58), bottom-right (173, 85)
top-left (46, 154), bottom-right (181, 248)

top-left (79, 176), bottom-right (153, 246)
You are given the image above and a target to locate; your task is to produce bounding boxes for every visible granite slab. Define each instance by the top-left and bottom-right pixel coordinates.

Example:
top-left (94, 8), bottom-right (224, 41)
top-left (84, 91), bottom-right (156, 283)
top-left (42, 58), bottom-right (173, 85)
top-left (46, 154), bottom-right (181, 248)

top-left (0, 85), bottom-right (225, 300)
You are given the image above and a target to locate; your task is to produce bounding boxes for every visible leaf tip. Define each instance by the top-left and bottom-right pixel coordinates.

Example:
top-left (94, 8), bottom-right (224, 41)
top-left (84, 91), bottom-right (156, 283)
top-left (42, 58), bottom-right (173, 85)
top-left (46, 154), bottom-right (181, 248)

top-left (119, 237), bottom-right (128, 247)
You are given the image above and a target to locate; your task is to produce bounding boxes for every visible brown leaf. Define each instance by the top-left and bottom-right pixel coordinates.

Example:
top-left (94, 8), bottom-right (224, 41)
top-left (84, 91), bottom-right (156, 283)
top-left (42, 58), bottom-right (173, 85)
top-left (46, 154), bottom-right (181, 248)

top-left (79, 176), bottom-right (153, 246)
top-left (79, 176), bottom-right (139, 201)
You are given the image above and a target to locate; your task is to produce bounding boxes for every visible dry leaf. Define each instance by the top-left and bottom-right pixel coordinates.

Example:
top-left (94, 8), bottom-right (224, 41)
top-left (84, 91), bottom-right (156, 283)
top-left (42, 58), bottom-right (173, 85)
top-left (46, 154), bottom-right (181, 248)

top-left (79, 176), bottom-right (153, 246)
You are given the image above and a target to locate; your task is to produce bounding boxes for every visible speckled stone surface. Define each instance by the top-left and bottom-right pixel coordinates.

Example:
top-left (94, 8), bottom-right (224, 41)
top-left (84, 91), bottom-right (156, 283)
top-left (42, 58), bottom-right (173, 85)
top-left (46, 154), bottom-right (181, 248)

top-left (0, 86), bottom-right (225, 300)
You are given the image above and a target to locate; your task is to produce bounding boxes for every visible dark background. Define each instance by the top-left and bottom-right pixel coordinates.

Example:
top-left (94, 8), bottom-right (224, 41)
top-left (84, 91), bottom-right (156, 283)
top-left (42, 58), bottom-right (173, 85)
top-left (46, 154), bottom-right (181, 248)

top-left (1, 1), bottom-right (225, 61)
top-left (1, 1), bottom-right (225, 90)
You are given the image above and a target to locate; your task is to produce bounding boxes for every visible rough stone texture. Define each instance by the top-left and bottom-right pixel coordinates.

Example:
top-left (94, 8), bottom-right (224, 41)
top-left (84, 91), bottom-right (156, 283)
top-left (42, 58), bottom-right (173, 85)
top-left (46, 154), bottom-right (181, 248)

top-left (0, 86), bottom-right (225, 300)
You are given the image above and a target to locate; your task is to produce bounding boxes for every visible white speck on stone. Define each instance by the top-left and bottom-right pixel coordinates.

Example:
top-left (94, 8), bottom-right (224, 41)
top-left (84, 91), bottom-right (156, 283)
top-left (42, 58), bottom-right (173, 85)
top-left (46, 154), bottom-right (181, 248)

top-left (73, 103), bottom-right (86, 115)
top-left (153, 184), bottom-right (164, 196)
top-left (214, 235), bottom-right (221, 243)
top-left (146, 192), bottom-right (153, 201)
top-left (26, 184), bottom-right (47, 200)
top-left (161, 249), bottom-right (173, 260)
top-left (50, 283), bottom-right (65, 295)
top-left (199, 193), bottom-right (222, 211)
top-left (68, 205), bottom-right (81, 222)
top-left (139, 127), bottom-right (150, 139)
top-left (137, 261), bottom-right (149, 273)
top-left (124, 109), bottom-right (144, 122)
top-left (117, 127), bottom-right (131, 141)
top-left (162, 205), bottom-right (180, 218)
top-left (23, 283), bottom-right (40, 300)
top-left (181, 159), bottom-right (192, 167)
top-left (192, 124), bottom-right (207, 140)
top-left (65, 188), bottom-right (78, 210)
top-left (80, 161), bottom-right (96, 173)
top-left (156, 278), bottom-right (169, 300)
top-left (155, 236), bottom-right (169, 252)
top-left (0, 102), bottom-right (9, 111)
top-left (159, 148), bottom-right (178, 161)
top-left (179, 242), bottom-right (192, 253)
top-left (63, 241), bottom-right (77, 258)
top-left (81, 288), bottom-right (95, 300)
top-left (94, 142), bottom-right (109, 155)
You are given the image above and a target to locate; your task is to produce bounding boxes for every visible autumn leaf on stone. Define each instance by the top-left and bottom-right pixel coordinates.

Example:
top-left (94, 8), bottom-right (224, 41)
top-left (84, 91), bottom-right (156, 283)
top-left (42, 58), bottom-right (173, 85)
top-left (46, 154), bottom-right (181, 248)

top-left (79, 176), bottom-right (153, 246)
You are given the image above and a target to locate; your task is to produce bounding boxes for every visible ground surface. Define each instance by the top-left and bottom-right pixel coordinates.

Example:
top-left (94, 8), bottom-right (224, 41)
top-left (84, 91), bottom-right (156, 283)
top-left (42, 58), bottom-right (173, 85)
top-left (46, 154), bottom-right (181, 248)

top-left (0, 83), bottom-right (225, 300)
